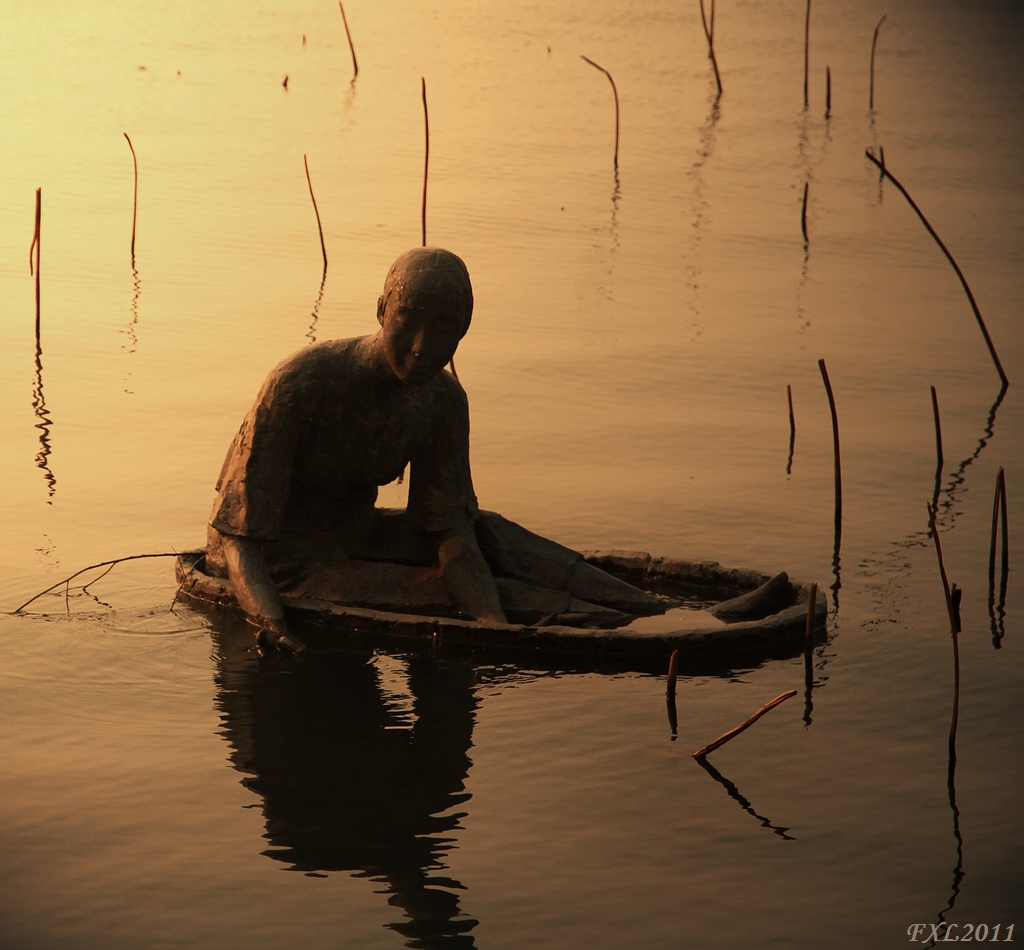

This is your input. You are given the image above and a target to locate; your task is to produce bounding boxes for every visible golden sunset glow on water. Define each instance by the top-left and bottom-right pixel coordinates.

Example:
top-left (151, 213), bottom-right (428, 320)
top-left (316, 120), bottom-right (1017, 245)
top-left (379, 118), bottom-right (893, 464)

top-left (1, 2), bottom-right (1021, 947)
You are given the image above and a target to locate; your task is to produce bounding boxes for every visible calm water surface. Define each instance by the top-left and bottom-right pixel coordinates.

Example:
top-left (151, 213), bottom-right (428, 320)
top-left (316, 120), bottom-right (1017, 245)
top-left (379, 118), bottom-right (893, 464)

top-left (1, 1), bottom-right (1021, 948)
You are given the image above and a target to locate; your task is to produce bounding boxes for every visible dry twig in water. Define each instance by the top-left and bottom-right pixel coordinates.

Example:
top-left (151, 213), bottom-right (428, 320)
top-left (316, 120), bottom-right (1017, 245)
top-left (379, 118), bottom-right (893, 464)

top-left (693, 690), bottom-right (797, 758)
top-left (12, 552), bottom-right (184, 614)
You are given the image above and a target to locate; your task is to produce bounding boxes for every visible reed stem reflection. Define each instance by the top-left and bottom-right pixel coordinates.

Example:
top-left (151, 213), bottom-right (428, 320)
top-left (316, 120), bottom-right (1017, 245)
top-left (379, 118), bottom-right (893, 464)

top-left (695, 757), bottom-right (794, 841)
top-left (31, 340), bottom-right (56, 499)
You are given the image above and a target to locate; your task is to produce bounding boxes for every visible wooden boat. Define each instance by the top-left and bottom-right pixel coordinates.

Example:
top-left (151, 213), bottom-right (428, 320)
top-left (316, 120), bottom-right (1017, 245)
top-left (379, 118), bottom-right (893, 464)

top-left (176, 549), bottom-right (827, 661)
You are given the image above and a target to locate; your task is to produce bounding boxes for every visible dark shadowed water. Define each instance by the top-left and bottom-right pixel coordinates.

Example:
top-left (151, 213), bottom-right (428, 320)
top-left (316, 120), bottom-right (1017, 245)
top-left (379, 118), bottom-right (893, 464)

top-left (1, 1), bottom-right (1021, 947)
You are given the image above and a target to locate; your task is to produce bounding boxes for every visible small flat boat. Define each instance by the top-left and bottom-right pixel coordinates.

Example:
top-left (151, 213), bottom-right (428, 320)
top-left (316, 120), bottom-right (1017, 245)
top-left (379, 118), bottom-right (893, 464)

top-left (176, 549), bottom-right (827, 661)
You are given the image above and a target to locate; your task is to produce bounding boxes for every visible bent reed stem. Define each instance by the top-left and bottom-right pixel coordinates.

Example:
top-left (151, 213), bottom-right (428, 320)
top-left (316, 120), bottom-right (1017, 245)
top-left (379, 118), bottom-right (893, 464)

top-left (865, 149), bottom-right (1008, 387)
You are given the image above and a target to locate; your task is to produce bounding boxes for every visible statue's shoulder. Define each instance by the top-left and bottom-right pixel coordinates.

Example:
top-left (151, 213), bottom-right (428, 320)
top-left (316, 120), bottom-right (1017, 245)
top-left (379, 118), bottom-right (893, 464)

top-left (425, 367), bottom-right (470, 416)
top-left (265, 336), bottom-right (370, 386)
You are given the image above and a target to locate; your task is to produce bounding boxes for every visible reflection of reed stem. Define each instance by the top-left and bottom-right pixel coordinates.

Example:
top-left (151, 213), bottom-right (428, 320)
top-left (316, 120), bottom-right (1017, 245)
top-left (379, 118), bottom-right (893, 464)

top-left (803, 0), bottom-right (812, 109)
top-left (695, 757), bottom-right (795, 839)
top-left (988, 467), bottom-right (1008, 600)
top-left (338, 2), bottom-right (358, 78)
top-left (988, 468), bottom-right (1009, 647)
top-left (421, 77), bottom-right (429, 246)
top-left (803, 582), bottom-right (817, 725)
top-left (666, 648), bottom-right (679, 736)
top-left (927, 504), bottom-right (960, 635)
top-left (124, 132), bottom-right (138, 266)
top-left (804, 583), bottom-right (818, 654)
top-left (864, 150), bottom-right (1008, 387)
top-left (869, 15), bottom-right (887, 111)
top-left (801, 181), bottom-right (809, 243)
top-left (692, 690), bottom-right (797, 758)
top-left (698, 0), bottom-right (723, 96)
top-left (303, 154), bottom-right (328, 275)
top-left (580, 55), bottom-right (621, 170)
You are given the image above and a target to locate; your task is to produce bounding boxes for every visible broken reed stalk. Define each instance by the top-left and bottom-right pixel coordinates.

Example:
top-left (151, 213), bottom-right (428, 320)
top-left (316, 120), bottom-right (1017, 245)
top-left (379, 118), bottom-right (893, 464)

top-left (825, 66), bottom-right (831, 118)
top-left (303, 154), bottom-right (328, 275)
top-left (698, 0), bottom-right (723, 96)
top-left (989, 467), bottom-right (1008, 596)
top-left (124, 133), bottom-right (138, 265)
top-left (421, 77), bottom-right (429, 246)
top-left (801, 181), bottom-right (809, 243)
top-left (869, 15), bottom-right (887, 111)
top-left (30, 188), bottom-right (41, 338)
top-left (818, 359), bottom-right (842, 523)
top-left (338, 2), bottom-right (358, 78)
top-left (580, 56), bottom-right (621, 169)
top-left (930, 385), bottom-right (944, 469)
top-left (864, 149), bottom-right (1008, 388)
top-left (12, 552), bottom-right (184, 614)
top-left (803, 0), bottom-right (812, 110)
top-left (692, 690), bottom-right (797, 758)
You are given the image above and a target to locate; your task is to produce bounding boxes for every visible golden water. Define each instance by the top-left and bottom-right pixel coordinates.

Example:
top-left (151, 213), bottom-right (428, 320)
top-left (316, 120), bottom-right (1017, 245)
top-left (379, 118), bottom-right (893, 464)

top-left (1, 1), bottom-right (1021, 947)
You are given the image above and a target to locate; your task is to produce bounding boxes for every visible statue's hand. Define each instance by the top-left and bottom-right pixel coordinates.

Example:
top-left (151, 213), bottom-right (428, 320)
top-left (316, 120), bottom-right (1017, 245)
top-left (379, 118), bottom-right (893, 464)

top-left (253, 617), bottom-right (308, 655)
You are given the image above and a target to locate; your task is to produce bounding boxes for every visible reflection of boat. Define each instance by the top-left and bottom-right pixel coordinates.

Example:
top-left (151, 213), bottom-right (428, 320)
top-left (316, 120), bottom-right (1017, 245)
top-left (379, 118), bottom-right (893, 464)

top-left (178, 549), bottom-right (826, 660)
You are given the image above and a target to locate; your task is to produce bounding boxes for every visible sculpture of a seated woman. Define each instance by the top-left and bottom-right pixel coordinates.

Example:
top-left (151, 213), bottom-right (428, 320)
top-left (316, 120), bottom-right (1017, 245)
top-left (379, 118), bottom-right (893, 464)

top-left (206, 247), bottom-right (662, 652)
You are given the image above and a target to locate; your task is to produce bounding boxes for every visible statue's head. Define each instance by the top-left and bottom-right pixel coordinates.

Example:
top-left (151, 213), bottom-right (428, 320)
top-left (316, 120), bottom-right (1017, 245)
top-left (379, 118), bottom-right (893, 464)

top-left (377, 247), bottom-right (474, 384)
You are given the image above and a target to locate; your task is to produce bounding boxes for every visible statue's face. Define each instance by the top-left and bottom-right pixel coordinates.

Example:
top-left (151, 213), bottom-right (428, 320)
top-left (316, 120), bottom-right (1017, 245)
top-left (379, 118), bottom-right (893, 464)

top-left (379, 291), bottom-right (464, 385)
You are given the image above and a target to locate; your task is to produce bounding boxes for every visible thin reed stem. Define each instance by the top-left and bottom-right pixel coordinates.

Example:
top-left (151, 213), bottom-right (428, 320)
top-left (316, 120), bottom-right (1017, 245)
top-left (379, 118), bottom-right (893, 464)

top-left (825, 66), bottom-right (831, 118)
top-left (124, 133), bottom-right (138, 265)
top-left (30, 188), bottom-right (41, 340)
top-left (692, 691), bottom-right (797, 758)
top-left (869, 15), bottom-right (887, 111)
top-left (698, 0), bottom-right (723, 96)
top-left (865, 149), bottom-right (1008, 387)
top-left (338, 2), bottom-right (358, 77)
top-left (303, 154), bottom-right (328, 275)
top-left (818, 359), bottom-right (842, 524)
top-left (803, 0), bottom-right (812, 110)
top-left (580, 56), bottom-right (621, 169)
top-left (786, 384), bottom-right (796, 474)
top-left (421, 77), bottom-right (429, 246)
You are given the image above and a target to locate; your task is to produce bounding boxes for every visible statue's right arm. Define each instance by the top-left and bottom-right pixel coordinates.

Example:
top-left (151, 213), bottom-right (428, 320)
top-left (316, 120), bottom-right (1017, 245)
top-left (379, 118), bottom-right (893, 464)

top-left (220, 534), bottom-right (307, 654)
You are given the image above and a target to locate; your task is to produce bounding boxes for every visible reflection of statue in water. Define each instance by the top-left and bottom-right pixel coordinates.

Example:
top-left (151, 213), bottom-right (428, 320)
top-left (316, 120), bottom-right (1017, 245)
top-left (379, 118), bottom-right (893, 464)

top-left (213, 623), bottom-right (481, 946)
top-left (206, 247), bottom-right (662, 653)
